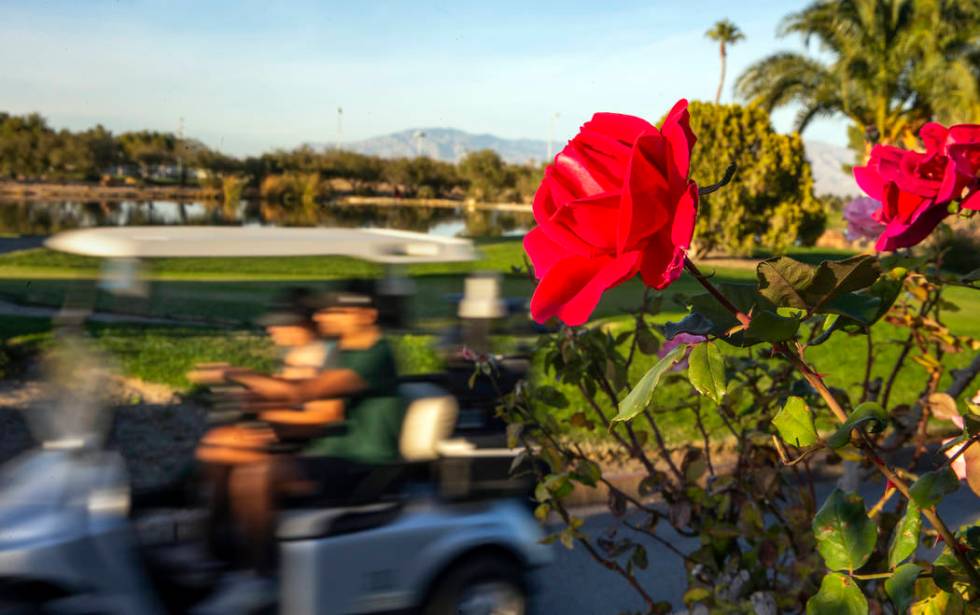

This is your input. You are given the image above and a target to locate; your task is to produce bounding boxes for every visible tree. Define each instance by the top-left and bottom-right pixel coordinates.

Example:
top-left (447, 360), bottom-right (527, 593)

top-left (705, 19), bottom-right (745, 104)
top-left (457, 149), bottom-right (513, 201)
top-left (669, 101), bottom-right (825, 255)
top-left (735, 0), bottom-right (980, 157)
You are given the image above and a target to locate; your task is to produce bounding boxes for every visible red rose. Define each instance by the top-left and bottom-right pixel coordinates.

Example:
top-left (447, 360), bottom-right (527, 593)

top-left (523, 100), bottom-right (698, 325)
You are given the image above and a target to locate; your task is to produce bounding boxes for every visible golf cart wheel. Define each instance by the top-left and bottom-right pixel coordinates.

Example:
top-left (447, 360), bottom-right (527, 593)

top-left (422, 555), bottom-right (527, 615)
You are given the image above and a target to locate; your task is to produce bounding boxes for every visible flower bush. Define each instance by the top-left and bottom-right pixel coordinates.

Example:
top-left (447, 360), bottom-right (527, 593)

top-left (504, 108), bottom-right (980, 613)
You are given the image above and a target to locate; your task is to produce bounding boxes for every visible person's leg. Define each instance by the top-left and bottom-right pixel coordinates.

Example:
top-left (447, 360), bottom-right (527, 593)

top-left (228, 460), bottom-right (278, 575)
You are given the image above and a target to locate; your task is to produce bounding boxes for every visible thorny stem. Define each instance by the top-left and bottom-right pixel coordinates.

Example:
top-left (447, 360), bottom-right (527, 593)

top-left (683, 257), bottom-right (751, 327)
top-left (682, 262), bottom-right (980, 589)
top-left (860, 329), bottom-right (874, 403)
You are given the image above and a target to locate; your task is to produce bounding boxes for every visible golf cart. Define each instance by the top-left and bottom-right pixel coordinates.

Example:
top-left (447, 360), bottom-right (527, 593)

top-left (0, 226), bottom-right (550, 614)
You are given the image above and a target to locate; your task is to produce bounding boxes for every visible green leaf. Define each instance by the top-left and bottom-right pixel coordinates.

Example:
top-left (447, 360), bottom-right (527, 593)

top-left (757, 255), bottom-right (881, 320)
top-left (635, 325), bottom-right (660, 355)
top-left (910, 590), bottom-right (965, 615)
top-left (772, 396), bottom-right (819, 447)
top-left (884, 563), bottom-right (922, 614)
top-left (612, 345), bottom-right (686, 423)
top-left (822, 292), bottom-right (883, 325)
top-left (573, 459), bottom-right (602, 488)
top-left (535, 385), bottom-right (569, 409)
top-left (909, 468), bottom-right (959, 508)
top-left (812, 489), bottom-right (877, 572)
top-left (665, 283), bottom-right (762, 347)
top-left (663, 311), bottom-right (714, 340)
top-left (805, 572), bottom-right (869, 615)
top-left (888, 500), bottom-right (921, 568)
top-left (688, 341), bottom-right (726, 403)
top-left (826, 402), bottom-right (888, 449)
top-left (744, 308), bottom-right (802, 342)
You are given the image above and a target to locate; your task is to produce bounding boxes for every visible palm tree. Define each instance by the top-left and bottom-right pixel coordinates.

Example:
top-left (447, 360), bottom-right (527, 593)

top-left (706, 19), bottom-right (746, 104)
top-left (735, 0), bottom-right (980, 152)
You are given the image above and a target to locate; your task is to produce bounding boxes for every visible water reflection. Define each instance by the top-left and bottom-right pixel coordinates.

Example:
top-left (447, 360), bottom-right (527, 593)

top-left (0, 200), bottom-right (533, 238)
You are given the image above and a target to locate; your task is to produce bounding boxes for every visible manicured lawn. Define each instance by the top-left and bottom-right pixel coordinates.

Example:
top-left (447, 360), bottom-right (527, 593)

top-left (2, 238), bottom-right (976, 447)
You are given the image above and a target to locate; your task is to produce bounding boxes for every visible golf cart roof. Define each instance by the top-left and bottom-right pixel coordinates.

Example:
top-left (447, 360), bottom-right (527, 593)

top-left (44, 226), bottom-right (477, 264)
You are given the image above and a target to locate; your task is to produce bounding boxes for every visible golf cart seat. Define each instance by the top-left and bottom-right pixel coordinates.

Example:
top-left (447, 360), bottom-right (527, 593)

top-left (278, 384), bottom-right (458, 539)
top-left (338, 382), bottom-right (459, 502)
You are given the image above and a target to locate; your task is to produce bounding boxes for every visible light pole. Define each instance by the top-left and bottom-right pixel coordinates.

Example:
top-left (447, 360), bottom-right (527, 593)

top-left (336, 107), bottom-right (343, 149)
top-left (547, 112), bottom-right (560, 161)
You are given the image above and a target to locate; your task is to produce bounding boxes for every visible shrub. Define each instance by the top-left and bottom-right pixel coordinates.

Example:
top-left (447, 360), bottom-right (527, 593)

top-left (674, 102), bottom-right (825, 255)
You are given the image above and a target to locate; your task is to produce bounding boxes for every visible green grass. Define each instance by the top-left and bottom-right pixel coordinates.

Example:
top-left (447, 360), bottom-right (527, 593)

top-left (0, 316), bottom-right (441, 390)
top-left (2, 238), bottom-right (977, 447)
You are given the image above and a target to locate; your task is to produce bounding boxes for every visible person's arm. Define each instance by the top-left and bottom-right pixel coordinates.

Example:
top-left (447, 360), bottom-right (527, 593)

top-left (226, 368), bottom-right (367, 405)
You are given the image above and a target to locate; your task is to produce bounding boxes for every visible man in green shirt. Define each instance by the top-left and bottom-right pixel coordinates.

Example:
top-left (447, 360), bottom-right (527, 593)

top-left (210, 282), bottom-right (405, 578)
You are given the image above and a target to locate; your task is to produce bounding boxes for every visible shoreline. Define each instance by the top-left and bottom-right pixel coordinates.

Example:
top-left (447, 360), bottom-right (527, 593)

top-left (0, 181), bottom-right (532, 213)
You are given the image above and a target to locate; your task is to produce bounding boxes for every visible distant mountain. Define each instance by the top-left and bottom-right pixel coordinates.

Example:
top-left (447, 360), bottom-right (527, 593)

top-left (805, 140), bottom-right (860, 198)
top-left (317, 128), bottom-right (860, 198)
top-left (316, 128), bottom-right (550, 165)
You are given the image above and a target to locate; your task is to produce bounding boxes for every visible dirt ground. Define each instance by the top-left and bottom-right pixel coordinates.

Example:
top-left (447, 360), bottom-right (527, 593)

top-left (0, 372), bottom-right (207, 492)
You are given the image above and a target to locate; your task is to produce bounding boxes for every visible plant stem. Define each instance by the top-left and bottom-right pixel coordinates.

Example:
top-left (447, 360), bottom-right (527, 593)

top-left (683, 256), bottom-right (751, 327)
top-left (861, 328), bottom-right (874, 403)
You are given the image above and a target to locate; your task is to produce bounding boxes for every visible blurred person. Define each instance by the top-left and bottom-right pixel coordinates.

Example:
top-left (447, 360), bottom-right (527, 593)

top-left (194, 281), bottom-right (406, 610)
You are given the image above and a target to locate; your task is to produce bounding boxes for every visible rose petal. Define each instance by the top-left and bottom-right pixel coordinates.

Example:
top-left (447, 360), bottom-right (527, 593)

top-left (660, 99), bottom-right (696, 182)
top-left (947, 124), bottom-right (980, 178)
top-left (552, 192), bottom-right (620, 251)
top-left (529, 252), bottom-right (640, 325)
top-left (616, 132), bottom-right (671, 252)
top-left (580, 113), bottom-right (656, 147)
top-left (532, 174), bottom-right (559, 223)
top-left (854, 164), bottom-right (885, 202)
top-left (920, 122), bottom-right (949, 156)
top-left (552, 147), bottom-right (610, 198)
top-left (573, 129), bottom-right (633, 186)
top-left (960, 189), bottom-right (980, 211)
top-left (875, 187), bottom-right (950, 251)
top-left (523, 226), bottom-right (568, 280)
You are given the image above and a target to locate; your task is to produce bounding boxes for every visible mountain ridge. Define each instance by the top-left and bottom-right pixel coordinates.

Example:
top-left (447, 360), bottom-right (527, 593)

top-left (314, 128), bottom-right (859, 198)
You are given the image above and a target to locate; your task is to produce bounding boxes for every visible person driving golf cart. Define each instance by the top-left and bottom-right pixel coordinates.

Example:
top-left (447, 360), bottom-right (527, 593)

top-left (194, 280), bottom-right (406, 582)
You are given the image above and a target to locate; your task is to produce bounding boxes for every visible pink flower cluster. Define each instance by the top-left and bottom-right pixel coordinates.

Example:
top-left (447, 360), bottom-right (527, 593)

top-left (852, 122), bottom-right (979, 252)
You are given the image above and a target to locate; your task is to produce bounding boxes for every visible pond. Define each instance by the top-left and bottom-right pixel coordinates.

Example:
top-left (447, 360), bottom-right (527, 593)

top-left (0, 199), bottom-right (534, 239)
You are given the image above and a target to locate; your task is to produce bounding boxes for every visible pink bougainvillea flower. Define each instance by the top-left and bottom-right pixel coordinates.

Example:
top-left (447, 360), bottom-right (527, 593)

top-left (524, 100), bottom-right (698, 325)
top-left (842, 197), bottom-right (886, 241)
top-left (658, 332), bottom-right (706, 371)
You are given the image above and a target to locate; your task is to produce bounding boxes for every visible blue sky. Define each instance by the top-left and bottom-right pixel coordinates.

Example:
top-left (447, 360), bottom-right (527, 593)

top-left (0, 0), bottom-right (848, 155)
